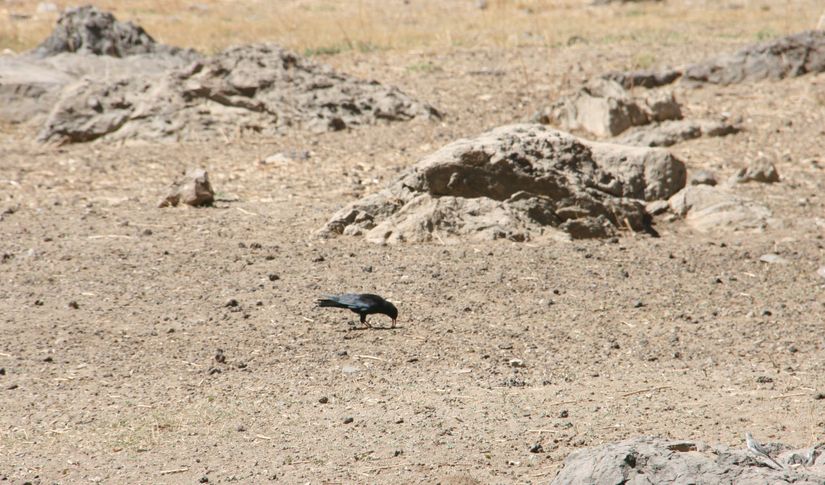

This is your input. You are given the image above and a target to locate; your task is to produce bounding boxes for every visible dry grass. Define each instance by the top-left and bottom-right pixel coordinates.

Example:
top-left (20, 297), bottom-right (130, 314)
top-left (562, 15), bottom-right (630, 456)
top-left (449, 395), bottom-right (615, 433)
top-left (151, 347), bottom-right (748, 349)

top-left (0, 0), bottom-right (822, 55)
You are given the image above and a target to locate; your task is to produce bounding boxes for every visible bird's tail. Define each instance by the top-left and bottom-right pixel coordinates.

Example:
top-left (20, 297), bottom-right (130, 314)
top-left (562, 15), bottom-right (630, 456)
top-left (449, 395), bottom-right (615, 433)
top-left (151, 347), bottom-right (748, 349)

top-left (316, 297), bottom-right (348, 308)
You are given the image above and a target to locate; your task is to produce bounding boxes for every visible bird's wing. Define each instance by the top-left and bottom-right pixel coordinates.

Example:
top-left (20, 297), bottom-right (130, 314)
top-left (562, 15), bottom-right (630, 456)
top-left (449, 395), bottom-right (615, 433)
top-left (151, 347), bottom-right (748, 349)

top-left (316, 295), bottom-right (351, 308)
top-left (337, 294), bottom-right (374, 312)
top-left (317, 294), bottom-right (370, 311)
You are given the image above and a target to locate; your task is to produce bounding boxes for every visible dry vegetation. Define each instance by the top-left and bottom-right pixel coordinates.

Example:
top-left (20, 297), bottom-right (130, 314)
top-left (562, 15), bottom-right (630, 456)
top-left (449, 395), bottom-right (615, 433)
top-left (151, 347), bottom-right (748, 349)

top-left (1, 0), bottom-right (821, 55)
top-left (2, 1), bottom-right (825, 484)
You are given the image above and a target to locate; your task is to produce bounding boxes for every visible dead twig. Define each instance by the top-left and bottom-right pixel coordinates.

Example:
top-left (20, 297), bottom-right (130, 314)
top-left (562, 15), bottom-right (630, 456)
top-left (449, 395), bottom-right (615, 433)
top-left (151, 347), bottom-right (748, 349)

top-left (355, 354), bottom-right (386, 362)
top-left (770, 392), bottom-right (808, 400)
top-left (159, 467), bottom-right (188, 475)
top-left (621, 386), bottom-right (671, 397)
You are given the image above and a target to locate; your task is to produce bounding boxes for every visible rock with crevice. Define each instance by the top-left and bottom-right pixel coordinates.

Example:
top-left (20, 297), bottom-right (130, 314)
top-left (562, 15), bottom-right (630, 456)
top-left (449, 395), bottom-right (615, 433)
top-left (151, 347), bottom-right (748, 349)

top-left (320, 124), bottom-right (686, 244)
top-left (540, 79), bottom-right (681, 137)
top-left (551, 436), bottom-right (825, 485)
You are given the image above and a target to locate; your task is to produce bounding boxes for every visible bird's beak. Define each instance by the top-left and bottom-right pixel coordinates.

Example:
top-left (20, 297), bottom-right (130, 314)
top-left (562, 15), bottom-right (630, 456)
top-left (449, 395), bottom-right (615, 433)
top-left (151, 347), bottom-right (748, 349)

top-left (392, 318), bottom-right (397, 328)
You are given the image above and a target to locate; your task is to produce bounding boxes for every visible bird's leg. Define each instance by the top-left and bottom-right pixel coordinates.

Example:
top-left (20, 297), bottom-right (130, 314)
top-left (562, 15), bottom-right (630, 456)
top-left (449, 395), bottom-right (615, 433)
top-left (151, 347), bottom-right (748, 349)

top-left (360, 314), bottom-right (372, 329)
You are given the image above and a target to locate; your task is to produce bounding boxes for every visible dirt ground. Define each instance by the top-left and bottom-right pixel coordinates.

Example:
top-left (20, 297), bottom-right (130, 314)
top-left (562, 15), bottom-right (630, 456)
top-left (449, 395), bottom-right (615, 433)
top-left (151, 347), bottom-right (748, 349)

top-left (2, 1), bottom-right (825, 483)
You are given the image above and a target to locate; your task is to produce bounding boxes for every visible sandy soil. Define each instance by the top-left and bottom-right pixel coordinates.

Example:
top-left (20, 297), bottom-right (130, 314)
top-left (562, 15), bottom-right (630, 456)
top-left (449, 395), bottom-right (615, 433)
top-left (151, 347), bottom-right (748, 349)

top-left (2, 1), bottom-right (825, 483)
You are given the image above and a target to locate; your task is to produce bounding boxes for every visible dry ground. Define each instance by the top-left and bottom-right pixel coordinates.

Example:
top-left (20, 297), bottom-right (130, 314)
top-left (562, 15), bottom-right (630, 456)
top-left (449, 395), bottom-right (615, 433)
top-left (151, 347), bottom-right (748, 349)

top-left (2, 0), bottom-right (825, 483)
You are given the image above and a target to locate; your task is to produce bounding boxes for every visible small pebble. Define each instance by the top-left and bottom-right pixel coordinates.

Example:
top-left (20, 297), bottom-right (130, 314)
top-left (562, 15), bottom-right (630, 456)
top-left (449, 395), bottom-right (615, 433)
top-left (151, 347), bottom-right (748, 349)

top-left (68, 300), bottom-right (79, 309)
top-left (343, 417), bottom-right (354, 424)
top-left (319, 396), bottom-right (329, 404)
top-left (529, 443), bottom-right (544, 453)
top-left (633, 301), bottom-right (644, 308)
top-left (268, 274), bottom-right (280, 281)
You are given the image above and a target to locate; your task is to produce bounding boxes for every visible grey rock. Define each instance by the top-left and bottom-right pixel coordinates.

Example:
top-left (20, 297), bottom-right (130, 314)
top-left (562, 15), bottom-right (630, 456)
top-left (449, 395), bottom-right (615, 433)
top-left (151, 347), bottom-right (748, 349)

top-left (37, 43), bottom-right (440, 143)
top-left (817, 266), bottom-right (825, 280)
top-left (759, 253), bottom-right (788, 264)
top-left (689, 170), bottom-right (718, 186)
top-left (645, 199), bottom-right (670, 216)
top-left (683, 30), bottom-right (825, 85)
top-left (668, 185), bottom-right (771, 233)
top-left (319, 124), bottom-right (685, 243)
top-left (158, 168), bottom-right (214, 208)
top-left (551, 436), bottom-right (825, 485)
top-left (603, 68), bottom-right (682, 89)
top-left (31, 5), bottom-right (192, 58)
top-left (542, 79), bottom-right (681, 137)
top-left (616, 119), bottom-right (740, 147)
top-left (1, 6), bottom-right (198, 126)
top-left (731, 157), bottom-right (780, 184)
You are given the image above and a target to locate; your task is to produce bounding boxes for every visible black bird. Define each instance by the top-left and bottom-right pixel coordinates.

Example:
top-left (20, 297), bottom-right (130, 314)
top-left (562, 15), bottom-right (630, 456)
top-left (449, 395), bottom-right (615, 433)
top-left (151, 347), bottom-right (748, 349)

top-left (316, 293), bottom-right (398, 328)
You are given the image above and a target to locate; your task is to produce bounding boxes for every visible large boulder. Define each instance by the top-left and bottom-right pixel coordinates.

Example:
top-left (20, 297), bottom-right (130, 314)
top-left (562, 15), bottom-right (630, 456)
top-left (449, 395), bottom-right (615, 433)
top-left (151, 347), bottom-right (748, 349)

top-left (551, 436), bottom-right (825, 485)
top-left (37, 43), bottom-right (440, 143)
top-left (319, 124), bottom-right (686, 244)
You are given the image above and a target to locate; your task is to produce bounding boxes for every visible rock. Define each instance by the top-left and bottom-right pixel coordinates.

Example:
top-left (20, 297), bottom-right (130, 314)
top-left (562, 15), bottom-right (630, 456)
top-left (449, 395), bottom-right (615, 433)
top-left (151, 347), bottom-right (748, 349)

top-left (645, 199), bottom-right (669, 216)
top-left (37, 43), bottom-right (439, 143)
top-left (818, 266), bottom-right (825, 280)
top-left (615, 119), bottom-right (740, 147)
top-left (689, 170), bottom-right (718, 186)
top-left (319, 124), bottom-right (686, 244)
top-left (551, 436), bottom-right (825, 485)
top-left (31, 5), bottom-right (189, 58)
top-left (341, 365), bottom-right (360, 375)
top-left (731, 156), bottom-right (780, 184)
top-left (1, 7), bottom-right (198, 126)
top-left (541, 79), bottom-right (681, 137)
top-left (683, 30), bottom-right (825, 85)
top-left (668, 185), bottom-right (771, 233)
top-left (759, 253), bottom-right (788, 264)
top-left (602, 68), bottom-right (682, 89)
top-left (158, 168), bottom-right (215, 208)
